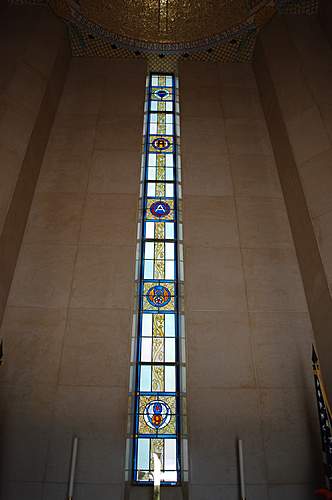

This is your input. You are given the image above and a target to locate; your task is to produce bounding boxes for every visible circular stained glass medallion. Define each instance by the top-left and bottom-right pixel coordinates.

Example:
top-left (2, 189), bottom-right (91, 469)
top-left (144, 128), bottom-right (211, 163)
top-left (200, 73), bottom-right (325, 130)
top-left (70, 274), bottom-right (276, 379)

top-left (144, 400), bottom-right (171, 430)
top-left (152, 137), bottom-right (170, 150)
top-left (147, 285), bottom-right (171, 308)
top-left (149, 201), bottom-right (171, 218)
top-left (154, 89), bottom-right (170, 100)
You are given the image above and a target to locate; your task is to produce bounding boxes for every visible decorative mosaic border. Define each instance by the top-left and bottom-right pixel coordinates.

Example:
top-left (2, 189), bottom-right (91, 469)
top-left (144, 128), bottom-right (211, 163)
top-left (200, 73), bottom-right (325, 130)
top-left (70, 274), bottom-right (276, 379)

top-left (10, 0), bottom-right (319, 62)
top-left (10, 0), bottom-right (270, 54)
top-left (276, 0), bottom-right (319, 15)
top-left (69, 21), bottom-right (260, 64)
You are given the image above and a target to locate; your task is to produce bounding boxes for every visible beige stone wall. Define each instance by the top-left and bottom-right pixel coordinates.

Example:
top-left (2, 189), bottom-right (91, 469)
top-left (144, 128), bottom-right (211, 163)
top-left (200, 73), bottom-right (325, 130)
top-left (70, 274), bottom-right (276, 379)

top-left (0, 4), bottom-right (69, 324)
top-left (0, 4), bottom-right (67, 233)
top-left (180, 61), bottom-right (320, 499)
top-left (254, 14), bottom-right (332, 399)
top-left (0, 57), bottom-right (146, 499)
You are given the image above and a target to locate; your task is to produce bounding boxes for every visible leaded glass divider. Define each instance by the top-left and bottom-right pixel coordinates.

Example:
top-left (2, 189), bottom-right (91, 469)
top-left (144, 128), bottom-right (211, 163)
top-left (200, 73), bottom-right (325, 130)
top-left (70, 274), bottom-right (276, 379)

top-left (126, 73), bottom-right (187, 486)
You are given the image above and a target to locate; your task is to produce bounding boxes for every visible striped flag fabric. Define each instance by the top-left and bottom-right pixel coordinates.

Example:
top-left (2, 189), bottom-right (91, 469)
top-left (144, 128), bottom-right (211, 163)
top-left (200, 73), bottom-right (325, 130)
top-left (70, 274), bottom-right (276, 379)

top-left (312, 345), bottom-right (332, 494)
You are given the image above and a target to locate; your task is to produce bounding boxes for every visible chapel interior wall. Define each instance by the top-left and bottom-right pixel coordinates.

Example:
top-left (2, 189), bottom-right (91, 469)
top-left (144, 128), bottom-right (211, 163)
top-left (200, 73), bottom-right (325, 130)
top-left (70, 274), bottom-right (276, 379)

top-left (0, 3), bottom-right (70, 327)
top-left (179, 59), bottom-right (320, 500)
top-left (0, 16), bottom-right (147, 496)
top-left (254, 12), bottom-right (332, 400)
top-left (0, 4), bottom-right (329, 500)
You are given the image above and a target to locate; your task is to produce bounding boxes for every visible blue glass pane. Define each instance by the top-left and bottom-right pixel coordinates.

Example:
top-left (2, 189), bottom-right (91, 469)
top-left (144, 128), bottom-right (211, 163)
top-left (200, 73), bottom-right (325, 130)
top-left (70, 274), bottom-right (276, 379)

top-left (140, 365), bottom-right (152, 391)
top-left (165, 315), bottom-right (176, 336)
top-left (137, 439), bottom-right (150, 470)
top-left (165, 222), bottom-right (175, 240)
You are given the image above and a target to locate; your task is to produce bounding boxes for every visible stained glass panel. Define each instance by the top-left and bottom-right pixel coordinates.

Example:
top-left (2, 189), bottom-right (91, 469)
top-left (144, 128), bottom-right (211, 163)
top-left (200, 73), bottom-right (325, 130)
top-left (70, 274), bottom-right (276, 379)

top-left (130, 73), bottom-right (184, 485)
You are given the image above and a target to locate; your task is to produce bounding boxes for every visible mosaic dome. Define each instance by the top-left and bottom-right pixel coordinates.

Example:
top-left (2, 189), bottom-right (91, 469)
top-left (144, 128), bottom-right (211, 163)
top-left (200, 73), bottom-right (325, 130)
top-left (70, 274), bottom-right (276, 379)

top-left (75, 0), bottom-right (264, 44)
top-left (39, 0), bottom-right (275, 53)
top-left (11, 0), bottom-right (318, 60)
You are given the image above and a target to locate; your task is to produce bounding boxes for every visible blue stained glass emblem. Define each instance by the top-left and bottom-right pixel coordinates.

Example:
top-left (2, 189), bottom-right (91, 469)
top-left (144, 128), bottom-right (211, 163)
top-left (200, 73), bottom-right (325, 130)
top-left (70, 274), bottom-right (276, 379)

top-left (155, 89), bottom-right (169, 99)
top-left (147, 285), bottom-right (172, 307)
top-left (152, 137), bottom-right (170, 150)
top-left (150, 201), bottom-right (171, 217)
top-left (144, 400), bottom-right (172, 430)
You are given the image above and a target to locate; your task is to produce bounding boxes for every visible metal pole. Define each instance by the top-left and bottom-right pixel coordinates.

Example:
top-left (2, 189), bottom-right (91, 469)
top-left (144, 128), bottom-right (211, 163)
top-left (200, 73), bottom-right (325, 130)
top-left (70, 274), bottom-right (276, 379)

top-left (153, 452), bottom-right (161, 500)
top-left (238, 439), bottom-right (246, 500)
top-left (68, 436), bottom-right (79, 500)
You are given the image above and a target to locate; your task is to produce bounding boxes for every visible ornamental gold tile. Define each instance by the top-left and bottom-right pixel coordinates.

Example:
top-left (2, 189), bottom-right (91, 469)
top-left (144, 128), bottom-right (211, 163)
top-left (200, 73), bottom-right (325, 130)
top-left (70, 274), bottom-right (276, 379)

top-left (12, 0), bottom-right (318, 63)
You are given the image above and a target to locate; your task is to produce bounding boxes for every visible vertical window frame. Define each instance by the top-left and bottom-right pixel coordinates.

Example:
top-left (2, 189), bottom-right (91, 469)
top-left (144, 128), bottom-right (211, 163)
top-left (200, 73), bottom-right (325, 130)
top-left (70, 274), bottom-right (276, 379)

top-left (131, 72), bottom-right (183, 486)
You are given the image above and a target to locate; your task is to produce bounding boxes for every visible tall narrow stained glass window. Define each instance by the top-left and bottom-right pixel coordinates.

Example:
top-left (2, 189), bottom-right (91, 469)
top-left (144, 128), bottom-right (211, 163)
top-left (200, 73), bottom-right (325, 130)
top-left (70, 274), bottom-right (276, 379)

top-left (127, 73), bottom-right (187, 486)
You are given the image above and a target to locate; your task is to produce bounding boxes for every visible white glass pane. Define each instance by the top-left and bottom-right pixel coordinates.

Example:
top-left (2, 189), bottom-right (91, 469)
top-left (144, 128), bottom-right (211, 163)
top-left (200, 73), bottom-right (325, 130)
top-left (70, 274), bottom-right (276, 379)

top-left (163, 471), bottom-right (177, 482)
top-left (147, 167), bottom-right (156, 180)
top-left (137, 438), bottom-right (150, 470)
top-left (166, 168), bottom-right (174, 181)
top-left (166, 184), bottom-right (174, 197)
top-left (147, 183), bottom-right (155, 197)
top-left (149, 123), bottom-right (158, 134)
top-left (165, 314), bottom-right (175, 337)
top-left (152, 76), bottom-right (158, 86)
top-left (129, 365), bottom-right (135, 391)
top-left (140, 365), bottom-right (151, 391)
top-left (166, 76), bottom-right (173, 86)
top-left (166, 155), bottom-right (174, 167)
top-left (130, 338), bottom-right (136, 363)
top-left (137, 222), bottom-right (141, 239)
top-left (166, 114), bottom-right (173, 124)
top-left (142, 314), bottom-right (153, 336)
top-left (148, 154), bottom-right (157, 166)
top-left (150, 113), bottom-right (158, 123)
top-left (180, 338), bottom-right (186, 363)
top-left (165, 338), bottom-right (176, 362)
top-left (164, 439), bottom-right (177, 470)
top-left (165, 223), bottom-right (175, 240)
top-left (166, 124), bottom-right (173, 135)
top-left (151, 101), bottom-right (158, 111)
top-left (165, 261), bottom-right (174, 280)
top-left (179, 243), bottom-right (184, 261)
top-left (145, 242), bottom-right (154, 259)
top-left (141, 337), bottom-right (152, 362)
top-left (144, 260), bottom-right (154, 279)
top-left (165, 243), bottom-right (175, 260)
top-left (145, 222), bottom-right (154, 239)
top-left (135, 259), bottom-right (140, 281)
top-left (179, 261), bottom-right (184, 281)
top-left (178, 223), bottom-right (183, 240)
top-left (166, 102), bottom-right (173, 111)
top-left (165, 366), bottom-right (176, 392)
top-left (182, 438), bottom-right (189, 469)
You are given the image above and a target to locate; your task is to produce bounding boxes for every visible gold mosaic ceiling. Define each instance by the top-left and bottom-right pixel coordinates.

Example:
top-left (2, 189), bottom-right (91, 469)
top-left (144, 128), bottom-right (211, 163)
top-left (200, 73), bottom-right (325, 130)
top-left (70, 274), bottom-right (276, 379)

top-left (11, 0), bottom-right (319, 60)
top-left (76, 0), bottom-right (262, 44)
top-left (17, 0), bottom-right (272, 50)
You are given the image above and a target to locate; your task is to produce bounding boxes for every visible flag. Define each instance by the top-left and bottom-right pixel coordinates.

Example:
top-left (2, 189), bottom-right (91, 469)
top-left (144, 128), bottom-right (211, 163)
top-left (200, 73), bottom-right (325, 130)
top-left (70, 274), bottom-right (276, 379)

top-left (312, 345), bottom-right (332, 492)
